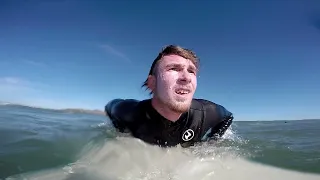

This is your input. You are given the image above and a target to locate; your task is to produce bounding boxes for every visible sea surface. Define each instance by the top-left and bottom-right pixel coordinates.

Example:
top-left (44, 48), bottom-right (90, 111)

top-left (0, 104), bottom-right (320, 180)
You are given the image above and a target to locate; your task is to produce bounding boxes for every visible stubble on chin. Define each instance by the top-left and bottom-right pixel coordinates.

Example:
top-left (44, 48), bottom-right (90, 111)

top-left (166, 98), bottom-right (192, 113)
top-left (153, 86), bottom-right (193, 113)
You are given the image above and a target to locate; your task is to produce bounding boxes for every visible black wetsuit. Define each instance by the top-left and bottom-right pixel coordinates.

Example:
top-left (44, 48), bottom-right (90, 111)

top-left (105, 98), bottom-right (233, 148)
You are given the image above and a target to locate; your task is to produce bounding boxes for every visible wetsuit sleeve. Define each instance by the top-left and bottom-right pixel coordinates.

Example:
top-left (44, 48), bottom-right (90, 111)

top-left (200, 100), bottom-right (234, 141)
top-left (105, 99), bottom-right (139, 133)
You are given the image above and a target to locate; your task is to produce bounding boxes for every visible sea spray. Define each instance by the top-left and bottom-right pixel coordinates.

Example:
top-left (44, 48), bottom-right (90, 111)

top-left (2, 105), bottom-right (320, 180)
top-left (6, 126), bottom-right (320, 180)
top-left (5, 127), bottom-right (249, 180)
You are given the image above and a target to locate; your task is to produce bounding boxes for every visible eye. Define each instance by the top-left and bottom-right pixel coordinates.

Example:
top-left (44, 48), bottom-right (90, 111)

top-left (169, 67), bottom-right (179, 71)
top-left (188, 69), bottom-right (196, 75)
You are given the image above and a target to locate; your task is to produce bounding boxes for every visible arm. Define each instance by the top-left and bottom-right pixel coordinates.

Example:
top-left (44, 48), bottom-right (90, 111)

top-left (209, 104), bottom-right (233, 139)
top-left (200, 101), bottom-right (234, 141)
top-left (105, 99), bottom-right (139, 133)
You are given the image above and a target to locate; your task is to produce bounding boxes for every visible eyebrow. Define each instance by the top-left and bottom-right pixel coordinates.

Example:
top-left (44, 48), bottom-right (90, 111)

top-left (165, 63), bottom-right (197, 71)
top-left (165, 63), bottom-right (181, 68)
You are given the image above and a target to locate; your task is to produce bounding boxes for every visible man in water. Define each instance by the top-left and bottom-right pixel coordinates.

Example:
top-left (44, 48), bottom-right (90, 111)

top-left (105, 45), bottom-right (233, 147)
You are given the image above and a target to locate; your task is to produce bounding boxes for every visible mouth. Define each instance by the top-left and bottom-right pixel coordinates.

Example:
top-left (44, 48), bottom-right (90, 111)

top-left (175, 88), bottom-right (191, 95)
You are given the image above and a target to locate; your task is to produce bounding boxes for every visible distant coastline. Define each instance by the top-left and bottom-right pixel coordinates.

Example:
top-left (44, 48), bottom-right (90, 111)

top-left (61, 108), bottom-right (105, 115)
top-left (1, 101), bottom-right (319, 121)
top-left (0, 101), bottom-right (105, 116)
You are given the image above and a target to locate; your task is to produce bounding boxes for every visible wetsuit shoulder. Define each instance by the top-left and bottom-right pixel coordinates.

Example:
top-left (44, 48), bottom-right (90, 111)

top-left (105, 98), bottom-right (140, 132)
top-left (193, 99), bottom-right (234, 141)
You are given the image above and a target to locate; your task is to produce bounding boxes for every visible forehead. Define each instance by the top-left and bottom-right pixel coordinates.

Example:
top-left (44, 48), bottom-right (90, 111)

top-left (158, 55), bottom-right (196, 68)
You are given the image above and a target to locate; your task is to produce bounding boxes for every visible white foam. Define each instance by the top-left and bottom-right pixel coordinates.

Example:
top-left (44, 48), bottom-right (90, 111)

top-left (7, 137), bottom-right (320, 180)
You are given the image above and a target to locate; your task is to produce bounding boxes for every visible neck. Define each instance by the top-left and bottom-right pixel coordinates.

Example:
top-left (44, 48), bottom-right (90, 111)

top-left (151, 97), bottom-right (182, 122)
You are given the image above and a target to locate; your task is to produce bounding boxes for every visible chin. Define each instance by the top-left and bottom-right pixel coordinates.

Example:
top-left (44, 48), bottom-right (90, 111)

top-left (156, 93), bottom-right (193, 112)
top-left (168, 100), bottom-right (192, 113)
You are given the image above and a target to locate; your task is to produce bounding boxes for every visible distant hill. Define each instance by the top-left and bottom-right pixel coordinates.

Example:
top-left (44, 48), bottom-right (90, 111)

top-left (0, 101), bottom-right (105, 116)
top-left (61, 108), bottom-right (105, 115)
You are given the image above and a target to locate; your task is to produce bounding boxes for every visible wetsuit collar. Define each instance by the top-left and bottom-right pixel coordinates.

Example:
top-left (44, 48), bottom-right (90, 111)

top-left (146, 99), bottom-right (188, 127)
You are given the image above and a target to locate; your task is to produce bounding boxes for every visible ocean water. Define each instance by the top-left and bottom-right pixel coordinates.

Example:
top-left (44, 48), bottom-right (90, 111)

top-left (0, 104), bottom-right (320, 180)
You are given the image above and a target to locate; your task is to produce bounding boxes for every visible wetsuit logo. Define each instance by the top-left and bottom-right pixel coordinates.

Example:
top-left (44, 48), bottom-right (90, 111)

top-left (182, 129), bottom-right (194, 141)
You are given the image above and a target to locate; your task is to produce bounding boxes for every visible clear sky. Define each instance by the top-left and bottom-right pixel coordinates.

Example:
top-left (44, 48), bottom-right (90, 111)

top-left (0, 0), bottom-right (319, 121)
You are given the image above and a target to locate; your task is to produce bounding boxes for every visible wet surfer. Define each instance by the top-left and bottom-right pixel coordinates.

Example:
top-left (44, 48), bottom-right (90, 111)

top-left (105, 45), bottom-right (234, 147)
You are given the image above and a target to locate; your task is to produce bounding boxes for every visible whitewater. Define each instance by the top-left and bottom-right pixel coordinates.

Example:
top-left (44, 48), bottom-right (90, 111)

top-left (1, 104), bottom-right (320, 180)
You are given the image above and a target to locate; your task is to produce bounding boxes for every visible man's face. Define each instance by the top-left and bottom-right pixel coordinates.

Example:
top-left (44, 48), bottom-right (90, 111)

top-left (150, 54), bottom-right (198, 113)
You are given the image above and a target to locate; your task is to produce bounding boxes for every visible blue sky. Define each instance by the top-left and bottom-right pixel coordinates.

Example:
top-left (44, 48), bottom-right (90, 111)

top-left (0, 0), bottom-right (319, 121)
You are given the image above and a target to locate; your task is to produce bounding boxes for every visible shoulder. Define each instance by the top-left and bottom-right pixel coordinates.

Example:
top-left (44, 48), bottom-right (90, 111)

top-left (104, 98), bottom-right (149, 132)
top-left (191, 98), bottom-right (233, 123)
top-left (105, 99), bottom-right (140, 126)
top-left (105, 98), bottom-right (140, 117)
top-left (191, 98), bottom-right (219, 113)
top-left (191, 98), bottom-right (234, 141)
top-left (191, 99), bottom-right (216, 108)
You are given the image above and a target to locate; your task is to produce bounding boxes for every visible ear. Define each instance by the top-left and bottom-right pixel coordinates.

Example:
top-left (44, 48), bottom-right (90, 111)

top-left (147, 75), bottom-right (156, 92)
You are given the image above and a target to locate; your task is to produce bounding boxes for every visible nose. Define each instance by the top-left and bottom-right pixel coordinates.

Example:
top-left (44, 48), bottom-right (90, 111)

top-left (178, 69), bottom-right (191, 84)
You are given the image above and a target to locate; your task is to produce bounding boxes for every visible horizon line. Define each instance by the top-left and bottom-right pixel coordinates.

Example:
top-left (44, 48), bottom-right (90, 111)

top-left (1, 100), bottom-right (319, 121)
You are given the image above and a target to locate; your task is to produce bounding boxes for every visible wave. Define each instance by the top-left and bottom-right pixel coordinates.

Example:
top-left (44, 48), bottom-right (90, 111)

top-left (6, 129), bottom-right (320, 180)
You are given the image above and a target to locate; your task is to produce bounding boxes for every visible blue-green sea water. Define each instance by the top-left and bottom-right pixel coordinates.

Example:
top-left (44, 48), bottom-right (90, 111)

top-left (0, 104), bottom-right (320, 180)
